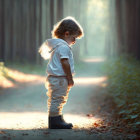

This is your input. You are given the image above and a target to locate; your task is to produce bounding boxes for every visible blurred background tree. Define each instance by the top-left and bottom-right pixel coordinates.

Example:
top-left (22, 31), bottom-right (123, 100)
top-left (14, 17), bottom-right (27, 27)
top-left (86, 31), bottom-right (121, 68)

top-left (1, 0), bottom-right (140, 64)
top-left (107, 0), bottom-right (140, 60)
top-left (0, 0), bottom-right (109, 65)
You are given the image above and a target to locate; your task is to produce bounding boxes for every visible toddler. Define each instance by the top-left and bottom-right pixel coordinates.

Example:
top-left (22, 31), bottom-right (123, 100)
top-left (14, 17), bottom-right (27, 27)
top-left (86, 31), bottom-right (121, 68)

top-left (39, 17), bottom-right (84, 129)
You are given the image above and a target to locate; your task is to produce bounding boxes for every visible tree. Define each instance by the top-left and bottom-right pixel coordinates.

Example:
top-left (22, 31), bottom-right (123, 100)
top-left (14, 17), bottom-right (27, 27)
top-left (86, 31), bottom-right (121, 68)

top-left (0, 0), bottom-right (88, 64)
top-left (107, 0), bottom-right (140, 60)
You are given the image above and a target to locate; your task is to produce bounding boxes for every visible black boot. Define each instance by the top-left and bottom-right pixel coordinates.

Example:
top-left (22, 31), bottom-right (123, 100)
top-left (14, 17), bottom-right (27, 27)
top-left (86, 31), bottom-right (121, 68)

top-left (48, 115), bottom-right (73, 129)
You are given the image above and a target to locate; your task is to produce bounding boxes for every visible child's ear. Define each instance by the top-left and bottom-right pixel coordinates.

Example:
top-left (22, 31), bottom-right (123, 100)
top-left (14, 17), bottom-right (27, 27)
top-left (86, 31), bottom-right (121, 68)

top-left (65, 31), bottom-right (70, 37)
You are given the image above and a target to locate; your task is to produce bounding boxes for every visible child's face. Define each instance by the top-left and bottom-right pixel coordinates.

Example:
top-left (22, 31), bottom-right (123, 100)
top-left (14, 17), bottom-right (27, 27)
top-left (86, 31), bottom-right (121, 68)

top-left (67, 35), bottom-right (77, 45)
top-left (63, 32), bottom-right (77, 46)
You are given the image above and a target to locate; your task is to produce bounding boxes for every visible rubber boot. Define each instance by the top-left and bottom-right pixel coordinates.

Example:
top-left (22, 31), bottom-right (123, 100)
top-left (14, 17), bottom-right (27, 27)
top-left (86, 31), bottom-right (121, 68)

top-left (48, 115), bottom-right (73, 129)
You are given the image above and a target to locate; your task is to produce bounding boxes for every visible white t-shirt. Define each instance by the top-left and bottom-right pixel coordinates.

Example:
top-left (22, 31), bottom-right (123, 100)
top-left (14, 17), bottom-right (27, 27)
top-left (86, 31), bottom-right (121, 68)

top-left (46, 39), bottom-right (75, 76)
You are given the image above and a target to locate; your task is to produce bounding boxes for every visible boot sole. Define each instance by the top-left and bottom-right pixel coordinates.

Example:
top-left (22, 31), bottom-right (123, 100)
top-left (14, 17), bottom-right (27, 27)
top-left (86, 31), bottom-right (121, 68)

top-left (49, 125), bottom-right (73, 129)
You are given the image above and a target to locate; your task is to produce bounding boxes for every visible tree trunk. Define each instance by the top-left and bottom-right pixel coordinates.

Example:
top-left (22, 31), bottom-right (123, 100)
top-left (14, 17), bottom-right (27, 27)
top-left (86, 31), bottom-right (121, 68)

top-left (0, 0), bottom-right (5, 61)
top-left (56, 0), bottom-right (63, 21)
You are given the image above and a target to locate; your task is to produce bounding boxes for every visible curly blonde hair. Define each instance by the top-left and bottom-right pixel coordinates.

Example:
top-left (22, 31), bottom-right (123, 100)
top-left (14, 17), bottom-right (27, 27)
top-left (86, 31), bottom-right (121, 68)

top-left (51, 16), bottom-right (84, 39)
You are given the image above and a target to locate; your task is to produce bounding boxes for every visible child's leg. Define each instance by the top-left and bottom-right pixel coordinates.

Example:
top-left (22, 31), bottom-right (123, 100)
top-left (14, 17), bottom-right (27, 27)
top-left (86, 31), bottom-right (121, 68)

top-left (46, 76), bottom-right (71, 117)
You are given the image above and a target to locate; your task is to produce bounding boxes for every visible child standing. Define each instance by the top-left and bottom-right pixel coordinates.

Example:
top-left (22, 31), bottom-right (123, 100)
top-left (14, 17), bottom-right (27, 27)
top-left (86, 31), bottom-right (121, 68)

top-left (39, 17), bottom-right (84, 129)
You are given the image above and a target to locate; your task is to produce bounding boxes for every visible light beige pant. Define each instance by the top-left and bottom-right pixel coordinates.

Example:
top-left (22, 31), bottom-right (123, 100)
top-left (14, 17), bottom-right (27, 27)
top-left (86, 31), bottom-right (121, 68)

top-left (45, 76), bottom-right (71, 117)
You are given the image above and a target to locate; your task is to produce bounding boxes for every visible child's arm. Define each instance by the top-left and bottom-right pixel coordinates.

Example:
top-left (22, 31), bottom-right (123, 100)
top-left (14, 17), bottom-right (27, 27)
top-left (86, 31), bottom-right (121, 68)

top-left (61, 58), bottom-right (74, 87)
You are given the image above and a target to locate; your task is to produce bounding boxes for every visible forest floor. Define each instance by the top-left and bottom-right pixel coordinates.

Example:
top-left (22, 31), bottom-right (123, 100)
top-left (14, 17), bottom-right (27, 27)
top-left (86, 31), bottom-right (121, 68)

top-left (0, 57), bottom-right (138, 140)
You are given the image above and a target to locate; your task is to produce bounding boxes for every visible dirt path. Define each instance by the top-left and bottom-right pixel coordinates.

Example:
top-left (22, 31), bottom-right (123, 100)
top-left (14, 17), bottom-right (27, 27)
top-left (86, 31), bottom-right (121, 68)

top-left (0, 58), bottom-right (135, 140)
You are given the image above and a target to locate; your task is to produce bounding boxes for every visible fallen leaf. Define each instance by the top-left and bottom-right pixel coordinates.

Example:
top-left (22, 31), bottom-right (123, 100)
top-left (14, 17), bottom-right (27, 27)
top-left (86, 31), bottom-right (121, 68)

top-left (8, 137), bottom-right (11, 140)
top-left (100, 125), bottom-right (107, 129)
top-left (86, 114), bottom-right (93, 117)
top-left (43, 132), bottom-right (50, 135)
top-left (22, 133), bottom-right (28, 136)
top-left (107, 122), bottom-right (112, 126)
top-left (0, 131), bottom-right (6, 134)
top-left (117, 129), bottom-right (123, 132)
top-left (93, 122), bottom-right (100, 127)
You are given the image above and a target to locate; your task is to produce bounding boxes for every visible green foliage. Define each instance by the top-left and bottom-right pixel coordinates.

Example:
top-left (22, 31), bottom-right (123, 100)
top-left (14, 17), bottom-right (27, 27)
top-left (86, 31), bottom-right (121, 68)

top-left (0, 62), bottom-right (5, 76)
top-left (0, 62), bottom-right (10, 78)
top-left (0, 62), bottom-right (21, 82)
top-left (105, 55), bottom-right (140, 125)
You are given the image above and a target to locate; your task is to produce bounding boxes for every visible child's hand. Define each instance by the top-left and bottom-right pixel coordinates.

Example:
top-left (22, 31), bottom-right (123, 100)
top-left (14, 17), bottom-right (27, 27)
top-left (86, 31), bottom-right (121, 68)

top-left (68, 78), bottom-right (74, 87)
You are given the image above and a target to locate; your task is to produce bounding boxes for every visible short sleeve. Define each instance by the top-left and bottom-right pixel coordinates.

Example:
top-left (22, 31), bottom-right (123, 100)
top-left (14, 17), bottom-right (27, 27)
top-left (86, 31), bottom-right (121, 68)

top-left (57, 45), bottom-right (70, 59)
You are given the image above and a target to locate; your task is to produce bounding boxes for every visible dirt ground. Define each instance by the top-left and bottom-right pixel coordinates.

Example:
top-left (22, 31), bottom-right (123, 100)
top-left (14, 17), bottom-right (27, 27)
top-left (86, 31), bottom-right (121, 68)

top-left (0, 57), bottom-right (137, 140)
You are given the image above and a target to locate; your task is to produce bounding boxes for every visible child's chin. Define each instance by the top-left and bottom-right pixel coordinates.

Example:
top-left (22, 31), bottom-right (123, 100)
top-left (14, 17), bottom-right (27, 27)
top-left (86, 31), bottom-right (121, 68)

top-left (71, 42), bottom-right (75, 45)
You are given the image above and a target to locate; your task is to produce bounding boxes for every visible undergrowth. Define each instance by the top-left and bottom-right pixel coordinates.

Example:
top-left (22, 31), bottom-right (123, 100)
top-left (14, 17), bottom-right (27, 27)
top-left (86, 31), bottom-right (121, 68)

top-left (105, 55), bottom-right (140, 131)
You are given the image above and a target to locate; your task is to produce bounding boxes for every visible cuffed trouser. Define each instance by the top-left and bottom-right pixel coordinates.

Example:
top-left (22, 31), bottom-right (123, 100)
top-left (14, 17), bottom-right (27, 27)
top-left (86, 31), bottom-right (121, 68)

top-left (45, 76), bottom-right (71, 117)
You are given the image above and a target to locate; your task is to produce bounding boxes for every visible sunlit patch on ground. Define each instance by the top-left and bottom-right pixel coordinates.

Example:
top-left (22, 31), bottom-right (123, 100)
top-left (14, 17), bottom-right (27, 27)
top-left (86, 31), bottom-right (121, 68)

top-left (0, 112), bottom-right (101, 130)
top-left (6, 69), bottom-right (45, 83)
top-left (65, 114), bottom-right (101, 129)
top-left (0, 77), bottom-right (15, 88)
top-left (0, 112), bottom-right (47, 130)
top-left (83, 58), bottom-right (106, 63)
top-left (74, 76), bottom-right (107, 85)
top-left (0, 68), bottom-right (45, 88)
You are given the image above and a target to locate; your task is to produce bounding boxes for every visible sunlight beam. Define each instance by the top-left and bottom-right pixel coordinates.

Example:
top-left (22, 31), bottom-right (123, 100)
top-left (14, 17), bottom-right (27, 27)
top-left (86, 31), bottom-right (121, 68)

top-left (74, 76), bottom-right (107, 85)
top-left (83, 58), bottom-right (106, 63)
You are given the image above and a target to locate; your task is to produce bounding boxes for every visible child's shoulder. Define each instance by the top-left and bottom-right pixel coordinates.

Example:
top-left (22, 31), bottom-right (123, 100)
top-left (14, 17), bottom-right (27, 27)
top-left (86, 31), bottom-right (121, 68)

top-left (56, 39), bottom-right (71, 50)
top-left (57, 44), bottom-right (70, 52)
